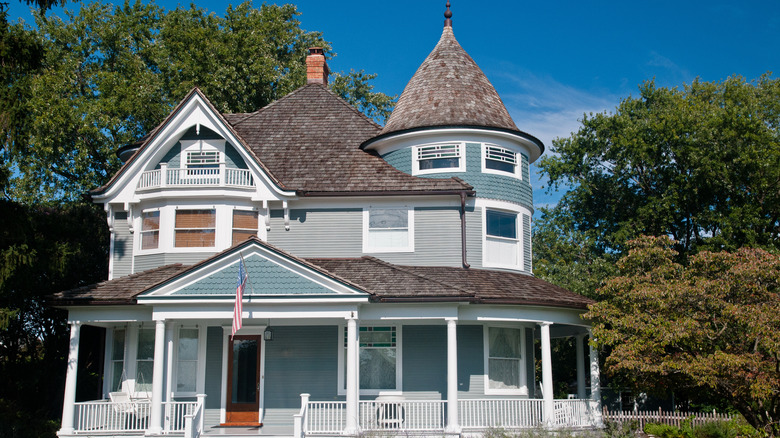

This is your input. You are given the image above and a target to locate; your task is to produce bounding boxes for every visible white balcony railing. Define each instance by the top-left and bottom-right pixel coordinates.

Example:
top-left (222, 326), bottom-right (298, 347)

top-left (359, 400), bottom-right (446, 432)
top-left (74, 399), bottom-right (151, 433)
top-left (163, 400), bottom-right (199, 433)
top-left (138, 164), bottom-right (254, 190)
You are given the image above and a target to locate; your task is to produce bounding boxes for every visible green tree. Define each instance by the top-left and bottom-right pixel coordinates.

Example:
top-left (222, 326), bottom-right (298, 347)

top-left (4, 0), bottom-right (394, 203)
top-left (537, 75), bottom-right (780, 260)
top-left (586, 236), bottom-right (780, 435)
top-left (330, 69), bottom-right (395, 123)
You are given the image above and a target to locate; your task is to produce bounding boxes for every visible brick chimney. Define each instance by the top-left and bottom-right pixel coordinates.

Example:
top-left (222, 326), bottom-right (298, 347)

top-left (306, 47), bottom-right (329, 86)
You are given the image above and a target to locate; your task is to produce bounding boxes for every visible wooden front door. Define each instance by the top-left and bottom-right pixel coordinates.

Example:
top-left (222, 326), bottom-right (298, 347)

top-left (225, 335), bottom-right (262, 425)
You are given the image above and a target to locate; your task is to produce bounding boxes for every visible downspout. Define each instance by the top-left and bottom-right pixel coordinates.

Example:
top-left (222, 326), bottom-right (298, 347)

top-left (460, 191), bottom-right (470, 268)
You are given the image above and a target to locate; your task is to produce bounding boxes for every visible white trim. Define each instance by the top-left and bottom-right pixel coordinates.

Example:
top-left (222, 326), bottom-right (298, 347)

top-left (482, 143), bottom-right (521, 179)
top-left (482, 324), bottom-right (529, 396)
top-left (412, 142), bottom-right (466, 175)
top-left (171, 325), bottom-right (203, 398)
top-left (338, 323), bottom-right (403, 396)
top-left (482, 205), bottom-right (522, 270)
top-left (362, 207), bottom-right (415, 253)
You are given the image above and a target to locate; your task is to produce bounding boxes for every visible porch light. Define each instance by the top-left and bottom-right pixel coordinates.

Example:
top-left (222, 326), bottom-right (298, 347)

top-left (264, 327), bottom-right (273, 341)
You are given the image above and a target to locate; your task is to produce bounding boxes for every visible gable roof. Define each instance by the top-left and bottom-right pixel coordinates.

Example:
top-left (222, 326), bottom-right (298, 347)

top-left (377, 26), bottom-right (520, 138)
top-left (224, 84), bottom-right (471, 195)
top-left (51, 240), bottom-right (592, 310)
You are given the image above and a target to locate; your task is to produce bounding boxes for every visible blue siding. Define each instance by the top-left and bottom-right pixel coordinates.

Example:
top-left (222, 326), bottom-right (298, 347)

top-left (403, 326), bottom-right (446, 396)
top-left (264, 326), bottom-right (341, 408)
top-left (204, 327), bottom-right (223, 409)
top-left (523, 214), bottom-right (532, 273)
top-left (381, 144), bottom-right (533, 209)
top-left (457, 325), bottom-right (484, 395)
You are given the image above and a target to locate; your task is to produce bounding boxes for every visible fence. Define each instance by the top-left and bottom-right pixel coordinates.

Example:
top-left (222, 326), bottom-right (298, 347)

top-left (603, 407), bottom-right (733, 429)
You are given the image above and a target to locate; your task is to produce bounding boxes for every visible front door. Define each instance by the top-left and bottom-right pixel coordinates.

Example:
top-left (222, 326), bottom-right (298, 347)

top-left (225, 335), bottom-right (262, 425)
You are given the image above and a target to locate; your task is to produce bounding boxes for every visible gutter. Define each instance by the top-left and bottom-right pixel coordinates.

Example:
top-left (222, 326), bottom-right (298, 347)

top-left (297, 189), bottom-right (475, 198)
top-left (460, 191), bottom-right (470, 269)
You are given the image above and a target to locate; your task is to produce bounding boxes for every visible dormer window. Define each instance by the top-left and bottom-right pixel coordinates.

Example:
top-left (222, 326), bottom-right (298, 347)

top-left (413, 143), bottom-right (465, 175)
top-left (180, 140), bottom-right (225, 178)
top-left (483, 144), bottom-right (520, 178)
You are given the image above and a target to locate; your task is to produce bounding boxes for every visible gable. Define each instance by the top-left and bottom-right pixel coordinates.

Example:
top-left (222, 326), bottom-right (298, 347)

top-left (136, 239), bottom-right (369, 301)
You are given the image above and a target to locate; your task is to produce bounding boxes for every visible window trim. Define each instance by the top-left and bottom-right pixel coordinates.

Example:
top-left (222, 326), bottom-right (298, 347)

top-left (483, 325), bottom-right (528, 396)
top-left (362, 207), bottom-right (415, 253)
top-left (174, 208), bottom-right (217, 248)
top-left (140, 209), bottom-right (160, 250)
top-left (337, 324), bottom-right (403, 396)
top-left (482, 144), bottom-right (521, 179)
top-left (483, 207), bottom-right (522, 270)
top-left (412, 142), bottom-right (466, 175)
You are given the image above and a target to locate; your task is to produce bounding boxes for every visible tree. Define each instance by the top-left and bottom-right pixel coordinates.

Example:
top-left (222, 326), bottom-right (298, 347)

top-left (330, 69), bottom-right (395, 123)
top-left (586, 236), bottom-right (780, 435)
top-left (3, 0), bottom-right (394, 203)
top-left (537, 75), bottom-right (780, 260)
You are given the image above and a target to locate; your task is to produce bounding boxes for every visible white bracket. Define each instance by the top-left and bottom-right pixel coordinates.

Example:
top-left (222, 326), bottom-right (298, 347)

top-left (283, 201), bottom-right (290, 231)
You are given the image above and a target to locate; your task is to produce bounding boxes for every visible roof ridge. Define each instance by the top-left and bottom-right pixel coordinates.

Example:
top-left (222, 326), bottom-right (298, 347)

top-left (361, 257), bottom-right (475, 296)
top-left (318, 83), bottom-right (385, 130)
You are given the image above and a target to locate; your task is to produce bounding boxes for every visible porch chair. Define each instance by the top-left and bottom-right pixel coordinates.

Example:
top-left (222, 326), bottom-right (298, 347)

top-left (375, 397), bottom-right (405, 429)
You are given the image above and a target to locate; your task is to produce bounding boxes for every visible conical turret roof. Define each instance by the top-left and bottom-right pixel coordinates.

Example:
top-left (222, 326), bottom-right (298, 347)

top-left (379, 25), bottom-right (519, 136)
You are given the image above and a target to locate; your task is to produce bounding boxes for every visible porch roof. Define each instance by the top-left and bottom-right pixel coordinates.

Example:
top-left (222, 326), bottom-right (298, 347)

top-left (50, 239), bottom-right (592, 310)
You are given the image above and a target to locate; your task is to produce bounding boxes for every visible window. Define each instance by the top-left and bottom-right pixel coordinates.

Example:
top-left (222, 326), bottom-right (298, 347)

top-left (140, 211), bottom-right (160, 250)
top-left (364, 208), bottom-right (414, 253)
top-left (413, 143), bottom-right (465, 174)
top-left (186, 150), bottom-right (219, 168)
top-left (484, 209), bottom-right (520, 268)
top-left (483, 144), bottom-right (519, 177)
top-left (136, 328), bottom-right (154, 393)
top-left (176, 328), bottom-right (199, 394)
top-left (232, 210), bottom-right (258, 245)
top-left (343, 326), bottom-right (399, 392)
top-left (486, 327), bottom-right (526, 393)
top-left (109, 329), bottom-right (126, 392)
top-left (175, 209), bottom-right (216, 247)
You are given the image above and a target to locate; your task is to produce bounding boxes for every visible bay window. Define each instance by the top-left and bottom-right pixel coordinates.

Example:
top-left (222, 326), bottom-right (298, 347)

top-left (232, 210), bottom-right (258, 245)
top-left (175, 209), bottom-right (216, 248)
top-left (140, 211), bottom-right (160, 250)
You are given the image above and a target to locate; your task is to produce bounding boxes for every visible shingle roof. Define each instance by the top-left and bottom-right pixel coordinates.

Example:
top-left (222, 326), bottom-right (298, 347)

top-left (378, 26), bottom-right (519, 137)
top-left (225, 84), bottom-right (471, 194)
top-left (51, 249), bottom-right (591, 311)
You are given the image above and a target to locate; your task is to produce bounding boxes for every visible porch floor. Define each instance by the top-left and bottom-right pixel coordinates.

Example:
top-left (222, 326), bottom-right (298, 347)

top-left (202, 424), bottom-right (294, 437)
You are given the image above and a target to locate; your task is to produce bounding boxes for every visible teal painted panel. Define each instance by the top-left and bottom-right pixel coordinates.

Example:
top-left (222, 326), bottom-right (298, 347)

top-left (457, 325), bottom-right (484, 394)
top-left (204, 327), bottom-right (223, 409)
top-left (112, 212), bottom-right (132, 279)
top-left (523, 214), bottom-right (532, 273)
top-left (156, 145), bottom-right (180, 169)
top-left (264, 326), bottom-right (341, 408)
top-left (223, 143), bottom-right (247, 169)
top-left (381, 144), bottom-right (533, 208)
top-left (173, 255), bottom-right (334, 295)
top-left (403, 326), bottom-right (446, 395)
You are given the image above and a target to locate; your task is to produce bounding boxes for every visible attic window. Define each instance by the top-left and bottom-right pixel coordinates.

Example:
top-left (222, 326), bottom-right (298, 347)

top-left (186, 151), bottom-right (220, 168)
top-left (413, 143), bottom-right (465, 175)
top-left (483, 144), bottom-right (520, 178)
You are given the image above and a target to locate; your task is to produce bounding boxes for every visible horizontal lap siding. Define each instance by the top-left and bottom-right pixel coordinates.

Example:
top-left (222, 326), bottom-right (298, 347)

top-left (466, 208), bottom-right (483, 269)
top-left (403, 326), bottom-right (446, 398)
top-left (377, 207), bottom-right (462, 267)
top-left (264, 326), bottom-right (341, 409)
top-left (134, 252), bottom-right (215, 273)
top-left (268, 209), bottom-right (362, 257)
top-left (112, 212), bottom-right (132, 279)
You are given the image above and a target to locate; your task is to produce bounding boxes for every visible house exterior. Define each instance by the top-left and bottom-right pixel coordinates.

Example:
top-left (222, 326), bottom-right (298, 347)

top-left (53, 10), bottom-right (601, 438)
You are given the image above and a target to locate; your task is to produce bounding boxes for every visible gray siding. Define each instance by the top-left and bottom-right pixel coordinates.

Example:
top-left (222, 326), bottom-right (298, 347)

top-left (403, 326), bottom-right (446, 397)
top-left (465, 207), bottom-right (483, 269)
top-left (523, 214), bottom-right (532, 273)
top-left (264, 326), bottom-right (341, 408)
top-left (204, 327), bottom-right (223, 410)
top-left (112, 212), bottom-right (133, 279)
top-left (268, 209), bottom-right (362, 258)
top-left (376, 207), bottom-right (461, 267)
top-left (457, 325), bottom-right (485, 397)
top-left (134, 252), bottom-right (215, 273)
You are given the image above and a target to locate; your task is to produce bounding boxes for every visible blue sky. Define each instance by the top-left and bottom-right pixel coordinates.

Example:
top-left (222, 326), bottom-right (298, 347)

top-left (8, 0), bottom-right (780, 208)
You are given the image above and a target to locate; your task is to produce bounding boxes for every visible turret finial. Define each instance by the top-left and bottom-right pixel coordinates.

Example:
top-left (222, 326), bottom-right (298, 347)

top-left (444, 1), bottom-right (452, 27)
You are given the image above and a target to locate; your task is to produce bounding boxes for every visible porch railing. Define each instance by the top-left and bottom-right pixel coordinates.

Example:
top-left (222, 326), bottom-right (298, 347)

top-left (163, 400), bottom-right (199, 433)
top-left (304, 400), bottom-right (346, 434)
top-left (138, 165), bottom-right (254, 190)
top-left (74, 399), bottom-right (151, 433)
top-left (459, 399), bottom-right (544, 429)
top-left (553, 399), bottom-right (596, 428)
top-left (359, 400), bottom-right (446, 431)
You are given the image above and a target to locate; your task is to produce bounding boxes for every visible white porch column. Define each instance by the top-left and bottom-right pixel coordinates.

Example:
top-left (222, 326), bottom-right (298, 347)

top-left (589, 329), bottom-right (603, 426)
top-left (59, 321), bottom-right (81, 435)
top-left (148, 320), bottom-right (167, 435)
top-left (576, 333), bottom-right (587, 399)
top-left (540, 322), bottom-right (554, 426)
top-left (345, 317), bottom-right (359, 435)
top-left (445, 319), bottom-right (460, 433)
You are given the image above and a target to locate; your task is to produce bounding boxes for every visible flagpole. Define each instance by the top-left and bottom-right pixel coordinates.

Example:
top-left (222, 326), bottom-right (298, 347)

top-left (239, 252), bottom-right (256, 295)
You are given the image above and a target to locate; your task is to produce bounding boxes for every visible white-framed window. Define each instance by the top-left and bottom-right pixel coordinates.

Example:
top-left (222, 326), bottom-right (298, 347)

top-left (339, 325), bottom-right (402, 395)
top-left (232, 209), bottom-right (258, 246)
top-left (180, 139), bottom-right (225, 179)
top-left (363, 208), bottom-right (414, 253)
top-left (175, 327), bottom-right (199, 395)
top-left (135, 328), bottom-right (155, 394)
top-left (484, 208), bottom-right (520, 269)
top-left (482, 144), bottom-right (520, 178)
top-left (484, 326), bottom-right (527, 395)
top-left (174, 209), bottom-right (216, 248)
top-left (140, 210), bottom-right (160, 250)
top-left (413, 143), bottom-right (465, 175)
top-left (109, 328), bottom-right (126, 393)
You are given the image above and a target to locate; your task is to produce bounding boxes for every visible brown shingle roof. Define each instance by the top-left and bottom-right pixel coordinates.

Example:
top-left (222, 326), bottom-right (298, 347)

top-left (378, 26), bottom-right (519, 137)
top-left (225, 84), bottom-right (470, 194)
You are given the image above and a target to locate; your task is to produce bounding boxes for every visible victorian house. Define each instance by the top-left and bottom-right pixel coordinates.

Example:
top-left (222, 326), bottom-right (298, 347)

top-left (53, 8), bottom-right (601, 438)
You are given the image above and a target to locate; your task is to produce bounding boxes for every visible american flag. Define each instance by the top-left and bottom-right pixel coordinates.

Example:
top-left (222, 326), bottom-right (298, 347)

top-left (232, 257), bottom-right (248, 337)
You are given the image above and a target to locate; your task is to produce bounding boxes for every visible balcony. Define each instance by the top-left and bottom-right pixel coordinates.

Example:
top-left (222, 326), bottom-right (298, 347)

top-left (138, 163), bottom-right (255, 190)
